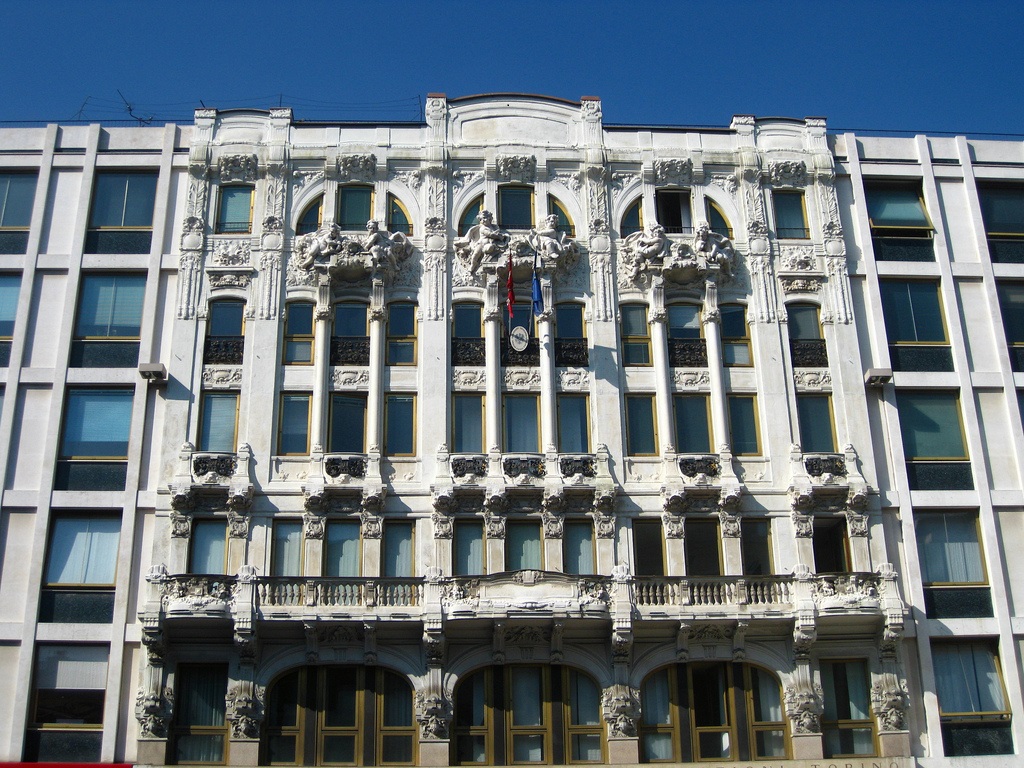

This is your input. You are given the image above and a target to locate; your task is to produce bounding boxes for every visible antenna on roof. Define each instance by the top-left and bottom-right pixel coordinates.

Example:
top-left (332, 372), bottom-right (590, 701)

top-left (72, 97), bottom-right (90, 120)
top-left (117, 89), bottom-right (153, 125)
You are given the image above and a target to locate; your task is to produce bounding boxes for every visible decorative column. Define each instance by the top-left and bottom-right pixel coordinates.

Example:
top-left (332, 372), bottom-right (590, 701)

top-left (702, 280), bottom-right (729, 453)
top-left (786, 563), bottom-right (824, 759)
top-left (537, 279), bottom-right (556, 454)
top-left (484, 276), bottom-right (502, 462)
top-left (648, 278), bottom-right (673, 461)
top-left (366, 278), bottom-right (386, 484)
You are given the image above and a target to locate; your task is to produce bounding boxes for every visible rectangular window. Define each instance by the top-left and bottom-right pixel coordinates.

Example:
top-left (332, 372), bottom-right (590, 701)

top-left (272, 521), bottom-right (303, 577)
top-left (667, 304), bottom-right (706, 367)
top-left (329, 394), bottom-right (367, 453)
top-left (454, 521), bottom-right (485, 576)
top-left (324, 520), bottom-right (361, 577)
top-left (383, 522), bottom-right (413, 578)
top-left (896, 391), bottom-right (972, 490)
top-left (773, 191), bottom-right (808, 238)
top-left (56, 388), bottom-right (133, 490)
top-left (979, 185), bottom-right (1024, 263)
top-left (625, 395), bottom-right (657, 456)
top-left (338, 185), bottom-right (372, 230)
top-left (387, 302), bottom-right (417, 365)
top-left (278, 394), bottom-right (311, 455)
top-left (0, 273), bottom-right (20, 366)
top-left (498, 186), bottom-right (533, 229)
top-left (996, 282), bottom-right (1024, 371)
top-left (916, 511), bottom-right (991, 619)
top-left (190, 519), bottom-right (228, 574)
top-left (820, 660), bottom-right (875, 758)
top-left (655, 189), bottom-right (692, 234)
top-left (879, 280), bottom-right (952, 371)
top-left (720, 305), bottom-right (751, 366)
top-left (198, 392), bottom-right (238, 453)
top-left (452, 394), bottom-right (484, 454)
top-left (620, 305), bottom-right (651, 365)
top-left (0, 172), bottom-right (36, 254)
top-left (204, 300), bottom-right (245, 365)
top-left (741, 519), bottom-right (773, 576)
top-left (554, 302), bottom-right (588, 367)
top-left (788, 303), bottom-right (828, 367)
top-left (812, 519), bottom-right (849, 574)
top-left (505, 522), bottom-right (542, 571)
top-left (865, 183), bottom-right (934, 261)
top-left (283, 302), bottom-right (314, 364)
top-left (86, 171), bottom-right (157, 253)
top-left (685, 520), bottom-right (722, 576)
top-left (40, 516), bottom-right (119, 623)
top-left (452, 302), bottom-right (484, 366)
top-left (796, 394), bottom-right (837, 453)
top-left (673, 394), bottom-right (711, 454)
top-left (385, 393), bottom-right (416, 456)
top-left (25, 645), bottom-right (107, 762)
top-left (216, 185), bottom-right (253, 234)
top-left (173, 664), bottom-right (229, 764)
top-left (563, 521), bottom-right (595, 575)
top-left (71, 273), bottom-right (146, 367)
top-left (557, 395), bottom-right (590, 453)
top-left (727, 395), bottom-right (759, 455)
top-left (632, 520), bottom-right (665, 576)
top-left (504, 394), bottom-right (540, 453)
top-left (932, 642), bottom-right (1012, 756)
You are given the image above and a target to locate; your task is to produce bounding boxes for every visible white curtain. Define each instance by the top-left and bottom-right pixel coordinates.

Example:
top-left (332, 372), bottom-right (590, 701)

top-left (511, 667), bottom-right (543, 726)
top-left (384, 523), bottom-right (413, 577)
top-left (933, 643), bottom-right (1007, 713)
top-left (190, 520), bottom-right (227, 574)
top-left (917, 513), bottom-right (984, 583)
top-left (455, 523), bottom-right (484, 576)
top-left (46, 517), bottom-right (120, 584)
top-left (326, 521), bottom-right (360, 577)
top-left (273, 522), bottom-right (302, 577)
top-left (641, 669), bottom-right (671, 725)
top-left (36, 645), bottom-right (108, 689)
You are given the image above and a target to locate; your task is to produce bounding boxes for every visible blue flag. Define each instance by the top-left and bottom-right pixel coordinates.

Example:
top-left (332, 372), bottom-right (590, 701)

top-left (531, 254), bottom-right (543, 317)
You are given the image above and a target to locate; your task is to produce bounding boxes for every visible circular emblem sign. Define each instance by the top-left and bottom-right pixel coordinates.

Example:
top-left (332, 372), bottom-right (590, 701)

top-left (509, 326), bottom-right (530, 352)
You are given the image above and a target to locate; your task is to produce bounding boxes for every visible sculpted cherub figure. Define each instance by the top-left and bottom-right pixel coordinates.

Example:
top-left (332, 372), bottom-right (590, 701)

top-left (454, 209), bottom-right (509, 274)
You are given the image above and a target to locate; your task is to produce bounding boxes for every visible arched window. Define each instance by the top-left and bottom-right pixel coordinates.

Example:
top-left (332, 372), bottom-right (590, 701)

top-left (621, 198), bottom-right (642, 236)
top-left (459, 196), bottom-right (484, 236)
top-left (387, 194), bottom-right (412, 235)
top-left (549, 195), bottom-right (574, 237)
top-left (263, 666), bottom-right (416, 766)
top-left (638, 663), bottom-right (788, 762)
top-left (452, 665), bottom-right (603, 765)
top-left (706, 200), bottom-right (732, 239)
top-left (296, 196), bottom-right (323, 235)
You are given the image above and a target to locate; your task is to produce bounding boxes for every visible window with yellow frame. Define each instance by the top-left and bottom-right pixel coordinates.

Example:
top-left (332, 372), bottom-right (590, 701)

top-left (387, 193), bottom-right (412, 235)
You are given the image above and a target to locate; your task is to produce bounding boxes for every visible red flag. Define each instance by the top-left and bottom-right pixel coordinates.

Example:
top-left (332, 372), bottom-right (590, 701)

top-left (506, 248), bottom-right (515, 325)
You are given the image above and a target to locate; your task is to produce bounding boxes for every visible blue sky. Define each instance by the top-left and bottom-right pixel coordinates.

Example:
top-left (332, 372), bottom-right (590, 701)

top-left (3, 1), bottom-right (1022, 135)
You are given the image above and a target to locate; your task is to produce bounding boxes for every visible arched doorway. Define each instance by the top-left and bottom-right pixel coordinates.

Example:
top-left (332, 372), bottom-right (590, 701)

top-left (262, 666), bottom-right (416, 766)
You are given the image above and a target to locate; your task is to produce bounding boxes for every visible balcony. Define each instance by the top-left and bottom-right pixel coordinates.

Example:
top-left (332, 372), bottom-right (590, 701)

top-left (331, 335), bottom-right (370, 366)
top-left (789, 446), bottom-right (868, 511)
top-left (789, 338), bottom-right (828, 368)
top-left (204, 335), bottom-right (244, 365)
top-left (501, 337), bottom-right (540, 366)
top-left (872, 234), bottom-right (934, 262)
top-left (441, 571), bottom-right (612, 619)
top-left (256, 578), bottom-right (423, 616)
top-left (633, 575), bottom-right (793, 615)
top-left (668, 338), bottom-right (707, 367)
top-left (554, 338), bottom-right (588, 367)
top-left (168, 444), bottom-right (254, 511)
top-left (452, 337), bottom-right (485, 366)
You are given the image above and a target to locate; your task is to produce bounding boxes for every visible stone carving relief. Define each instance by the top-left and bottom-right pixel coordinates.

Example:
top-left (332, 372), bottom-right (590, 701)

top-left (654, 158), bottom-right (693, 186)
top-left (602, 686), bottom-right (640, 738)
top-left (496, 154), bottom-right (536, 183)
top-left (558, 368), bottom-right (589, 391)
top-left (202, 367), bottom-right (243, 388)
top-left (212, 239), bottom-right (250, 266)
top-left (784, 683), bottom-right (824, 734)
top-left (780, 277), bottom-right (820, 294)
top-left (336, 154), bottom-right (376, 182)
top-left (620, 223), bottom-right (733, 288)
top-left (672, 369), bottom-right (711, 389)
top-left (548, 168), bottom-right (582, 192)
top-left (454, 210), bottom-right (579, 281)
top-left (415, 693), bottom-right (451, 740)
top-left (293, 220), bottom-right (413, 285)
top-left (219, 154), bottom-right (257, 183)
top-left (331, 369), bottom-right (370, 389)
top-left (453, 368), bottom-right (486, 390)
top-left (769, 160), bottom-right (808, 187)
top-left (504, 368), bottom-right (541, 390)
top-left (779, 245), bottom-right (816, 272)
top-left (793, 369), bottom-right (832, 391)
